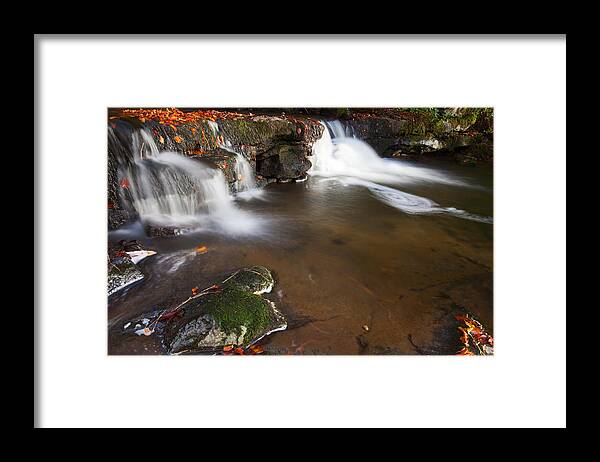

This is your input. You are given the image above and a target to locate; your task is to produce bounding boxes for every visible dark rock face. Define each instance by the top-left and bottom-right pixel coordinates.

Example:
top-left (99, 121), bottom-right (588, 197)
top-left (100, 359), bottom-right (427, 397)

top-left (340, 108), bottom-right (493, 163)
top-left (256, 143), bottom-right (313, 180)
top-left (108, 208), bottom-right (137, 230)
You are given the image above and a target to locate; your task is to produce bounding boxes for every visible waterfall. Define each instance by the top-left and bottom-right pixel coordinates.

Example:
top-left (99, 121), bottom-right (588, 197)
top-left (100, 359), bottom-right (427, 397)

top-left (308, 121), bottom-right (492, 223)
top-left (115, 128), bottom-right (265, 235)
top-left (208, 121), bottom-right (262, 198)
top-left (309, 121), bottom-right (467, 186)
top-left (234, 152), bottom-right (258, 193)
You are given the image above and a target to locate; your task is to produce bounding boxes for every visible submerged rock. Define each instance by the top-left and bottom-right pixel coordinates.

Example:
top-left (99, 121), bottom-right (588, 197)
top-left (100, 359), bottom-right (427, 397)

top-left (164, 267), bottom-right (285, 354)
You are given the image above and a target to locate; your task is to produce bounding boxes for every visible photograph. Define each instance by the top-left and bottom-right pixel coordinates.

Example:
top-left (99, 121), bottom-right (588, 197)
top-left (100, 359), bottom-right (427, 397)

top-left (107, 107), bottom-right (494, 356)
top-left (35, 34), bottom-right (566, 429)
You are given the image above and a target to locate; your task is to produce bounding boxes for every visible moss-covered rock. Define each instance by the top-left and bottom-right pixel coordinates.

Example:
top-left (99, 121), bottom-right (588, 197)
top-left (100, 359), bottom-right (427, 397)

top-left (161, 266), bottom-right (285, 354)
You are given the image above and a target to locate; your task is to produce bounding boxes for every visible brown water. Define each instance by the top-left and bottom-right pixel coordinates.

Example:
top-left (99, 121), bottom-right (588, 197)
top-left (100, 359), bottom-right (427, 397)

top-left (108, 159), bottom-right (493, 355)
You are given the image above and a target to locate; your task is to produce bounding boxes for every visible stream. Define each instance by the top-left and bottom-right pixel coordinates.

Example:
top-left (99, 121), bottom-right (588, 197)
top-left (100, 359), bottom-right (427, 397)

top-left (108, 121), bottom-right (493, 355)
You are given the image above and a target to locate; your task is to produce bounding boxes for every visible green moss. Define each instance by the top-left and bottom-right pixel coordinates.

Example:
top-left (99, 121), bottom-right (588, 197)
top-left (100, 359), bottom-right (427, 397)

top-left (201, 288), bottom-right (272, 343)
top-left (221, 266), bottom-right (274, 293)
top-left (335, 108), bottom-right (352, 119)
top-left (400, 108), bottom-right (492, 137)
top-left (223, 119), bottom-right (292, 144)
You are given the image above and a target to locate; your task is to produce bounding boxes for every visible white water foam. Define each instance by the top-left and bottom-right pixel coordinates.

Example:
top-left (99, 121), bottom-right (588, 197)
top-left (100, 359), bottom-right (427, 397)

top-left (121, 129), bottom-right (268, 236)
top-left (308, 121), bottom-right (468, 187)
top-left (308, 121), bottom-right (492, 224)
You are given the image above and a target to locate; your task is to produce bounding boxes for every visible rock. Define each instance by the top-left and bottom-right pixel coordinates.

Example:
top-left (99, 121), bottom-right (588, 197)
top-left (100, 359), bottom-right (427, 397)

top-left (388, 136), bottom-right (446, 156)
top-left (255, 175), bottom-right (277, 188)
top-left (143, 224), bottom-right (194, 237)
top-left (108, 208), bottom-right (137, 230)
top-left (221, 266), bottom-right (275, 294)
top-left (189, 149), bottom-right (239, 184)
top-left (163, 266), bottom-right (285, 354)
top-left (108, 255), bottom-right (144, 296)
top-left (256, 143), bottom-right (312, 180)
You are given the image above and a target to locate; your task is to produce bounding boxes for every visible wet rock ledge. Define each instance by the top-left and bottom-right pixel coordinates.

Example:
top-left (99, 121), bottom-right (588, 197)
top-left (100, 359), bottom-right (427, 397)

top-left (108, 108), bottom-right (324, 181)
top-left (107, 108), bottom-right (493, 230)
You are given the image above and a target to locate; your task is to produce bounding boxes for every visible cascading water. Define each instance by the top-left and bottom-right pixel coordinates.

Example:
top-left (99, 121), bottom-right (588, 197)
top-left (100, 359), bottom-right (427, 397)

top-left (309, 121), bottom-right (467, 186)
top-left (208, 120), bottom-right (262, 197)
top-left (308, 120), bottom-right (492, 223)
top-left (117, 129), bottom-right (265, 235)
top-left (233, 152), bottom-right (258, 193)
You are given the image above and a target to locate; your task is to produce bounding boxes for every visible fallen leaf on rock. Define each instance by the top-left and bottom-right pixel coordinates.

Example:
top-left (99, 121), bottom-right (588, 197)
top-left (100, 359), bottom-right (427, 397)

top-left (457, 347), bottom-right (475, 356)
top-left (223, 345), bottom-right (234, 352)
top-left (456, 313), bottom-right (494, 356)
top-left (191, 287), bottom-right (200, 296)
top-left (157, 310), bottom-right (180, 322)
top-left (173, 135), bottom-right (183, 143)
top-left (234, 347), bottom-right (245, 355)
top-left (120, 178), bottom-right (130, 189)
top-left (205, 284), bottom-right (221, 293)
top-left (248, 345), bottom-right (264, 354)
top-left (134, 327), bottom-right (154, 336)
top-left (159, 136), bottom-right (164, 144)
top-left (195, 245), bottom-right (208, 254)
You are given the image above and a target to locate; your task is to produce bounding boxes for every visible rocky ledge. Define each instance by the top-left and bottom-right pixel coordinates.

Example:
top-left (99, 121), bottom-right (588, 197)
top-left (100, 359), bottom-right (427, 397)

top-left (337, 108), bottom-right (493, 165)
top-left (107, 108), bottom-right (493, 230)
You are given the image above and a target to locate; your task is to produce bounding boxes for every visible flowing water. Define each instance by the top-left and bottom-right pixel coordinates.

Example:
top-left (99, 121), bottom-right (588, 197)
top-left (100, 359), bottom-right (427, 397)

top-left (108, 122), bottom-right (493, 355)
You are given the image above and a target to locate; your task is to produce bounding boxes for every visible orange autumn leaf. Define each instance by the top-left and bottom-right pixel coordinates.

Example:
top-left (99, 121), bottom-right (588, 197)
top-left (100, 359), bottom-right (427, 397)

top-left (120, 178), bottom-right (130, 189)
top-left (173, 135), bottom-right (183, 143)
top-left (159, 135), bottom-right (164, 144)
top-left (249, 345), bottom-right (264, 354)
top-left (223, 345), bottom-right (234, 352)
top-left (234, 348), bottom-right (245, 355)
top-left (191, 287), bottom-right (200, 296)
top-left (196, 245), bottom-right (208, 254)
top-left (458, 326), bottom-right (469, 345)
top-left (457, 347), bottom-right (475, 356)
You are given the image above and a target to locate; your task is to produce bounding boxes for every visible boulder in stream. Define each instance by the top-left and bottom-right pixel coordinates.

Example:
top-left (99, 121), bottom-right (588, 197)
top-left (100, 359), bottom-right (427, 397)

top-left (163, 266), bottom-right (285, 354)
top-left (108, 255), bottom-right (144, 296)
